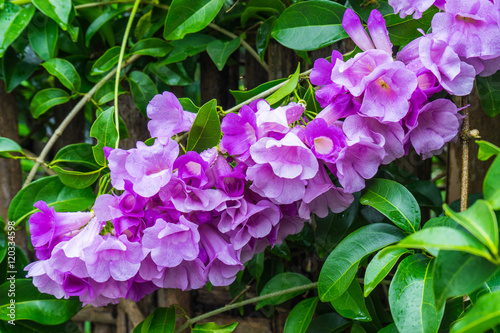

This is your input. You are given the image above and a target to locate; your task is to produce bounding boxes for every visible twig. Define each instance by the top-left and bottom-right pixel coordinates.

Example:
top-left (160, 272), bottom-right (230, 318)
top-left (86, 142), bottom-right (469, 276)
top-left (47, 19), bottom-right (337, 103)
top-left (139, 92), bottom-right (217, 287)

top-left (227, 284), bottom-right (252, 305)
top-left (119, 298), bottom-right (145, 328)
top-left (460, 96), bottom-right (470, 212)
top-left (114, 0), bottom-right (142, 148)
top-left (22, 149), bottom-right (56, 176)
top-left (174, 282), bottom-right (318, 333)
top-left (23, 54), bottom-right (141, 188)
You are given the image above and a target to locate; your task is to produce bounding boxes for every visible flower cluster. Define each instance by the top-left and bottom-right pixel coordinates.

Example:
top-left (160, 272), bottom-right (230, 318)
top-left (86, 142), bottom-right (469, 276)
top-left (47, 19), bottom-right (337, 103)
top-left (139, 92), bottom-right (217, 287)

top-left (24, 5), bottom-right (481, 307)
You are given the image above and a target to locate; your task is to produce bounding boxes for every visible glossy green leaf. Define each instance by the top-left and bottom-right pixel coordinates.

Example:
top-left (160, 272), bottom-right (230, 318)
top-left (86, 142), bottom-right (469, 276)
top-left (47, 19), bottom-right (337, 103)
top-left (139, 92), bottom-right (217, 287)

top-left (8, 175), bottom-right (96, 225)
top-left (484, 155), bottom-right (500, 210)
top-left (318, 223), bottom-right (406, 302)
top-left (393, 226), bottom-right (494, 262)
top-left (51, 143), bottom-right (100, 169)
top-left (0, 319), bottom-right (80, 333)
top-left (351, 323), bottom-right (367, 333)
top-left (433, 251), bottom-right (498, 309)
top-left (378, 323), bottom-right (400, 333)
top-left (389, 254), bottom-right (444, 333)
top-left (266, 65), bottom-right (300, 105)
top-left (361, 178), bottom-right (421, 233)
top-left (284, 297), bottom-right (319, 333)
top-left (2, 45), bottom-right (42, 93)
top-left (148, 62), bottom-right (194, 86)
top-left (230, 78), bottom-right (287, 105)
top-left (256, 16), bottom-right (276, 61)
top-left (85, 9), bottom-right (127, 47)
top-left (42, 58), bottom-right (81, 92)
top-left (90, 46), bottom-right (120, 76)
top-left (443, 200), bottom-right (498, 255)
top-left (0, 245), bottom-right (29, 283)
top-left (90, 107), bottom-right (118, 166)
top-left (385, 8), bottom-right (438, 46)
top-left (192, 322), bottom-right (238, 332)
top-left (138, 307), bottom-right (175, 333)
top-left (0, 3), bottom-right (35, 57)
top-left (469, 269), bottom-right (500, 305)
top-left (0, 230), bottom-right (6, 264)
top-left (364, 248), bottom-right (413, 297)
top-left (241, 0), bottom-right (285, 26)
top-left (160, 34), bottom-right (215, 65)
top-left (94, 81), bottom-right (127, 105)
top-left (256, 273), bottom-right (312, 310)
top-left (331, 279), bottom-right (371, 321)
top-left (179, 97), bottom-right (199, 113)
top-left (207, 38), bottom-right (241, 71)
top-left (305, 312), bottom-right (350, 333)
top-left (0, 137), bottom-right (24, 158)
top-left (27, 16), bottom-right (58, 61)
top-left (30, 88), bottom-right (71, 119)
top-left (130, 38), bottom-right (172, 57)
top-left (164, 0), bottom-right (225, 40)
top-left (271, 1), bottom-right (348, 51)
top-left (477, 140), bottom-right (500, 161)
top-left (186, 99), bottom-right (221, 153)
top-left (247, 252), bottom-right (264, 282)
top-left (304, 83), bottom-right (321, 115)
top-left (406, 180), bottom-right (442, 212)
top-left (451, 291), bottom-right (500, 333)
top-left (128, 71), bottom-right (158, 116)
top-left (32, 0), bottom-right (72, 31)
top-left (476, 71), bottom-right (500, 117)
top-left (314, 197), bottom-right (359, 258)
top-left (0, 279), bottom-right (81, 325)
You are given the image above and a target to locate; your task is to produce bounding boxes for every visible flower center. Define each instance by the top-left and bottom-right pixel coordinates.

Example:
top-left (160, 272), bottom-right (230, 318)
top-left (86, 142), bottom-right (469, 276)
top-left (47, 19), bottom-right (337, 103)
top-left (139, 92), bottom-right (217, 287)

top-left (314, 136), bottom-right (334, 155)
top-left (376, 78), bottom-right (391, 91)
top-left (185, 161), bottom-right (202, 176)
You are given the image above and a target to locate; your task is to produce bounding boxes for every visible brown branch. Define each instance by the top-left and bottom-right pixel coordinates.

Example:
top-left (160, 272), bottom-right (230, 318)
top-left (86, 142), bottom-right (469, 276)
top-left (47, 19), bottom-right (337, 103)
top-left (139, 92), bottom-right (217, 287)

top-left (119, 298), bottom-right (145, 328)
top-left (460, 96), bottom-right (470, 212)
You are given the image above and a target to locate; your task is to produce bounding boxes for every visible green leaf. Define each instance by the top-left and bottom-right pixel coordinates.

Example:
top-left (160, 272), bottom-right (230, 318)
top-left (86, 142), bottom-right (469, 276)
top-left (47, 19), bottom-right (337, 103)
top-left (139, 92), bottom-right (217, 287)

top-left (304, 83), bottom-right (322, 114)
top-left (305, 312), bottom-right (350, 333)
top-left (406, 180), bottom-right (443, 213)
top-left (51, 143), bottom-right (100, 169)
top-left (393, 226), bottom-right (494, 262)
top-left (450, 291), bottom-right (500, 333)
top-left (347, 0), bottom-right (394, 21)
top-left (433, 251), bottom-right (498, 309)
top-left (469, 269), bottom-right (500, 305)
top-left (160, 34), bottom-right (215, 65)
top-left (266, 64), bottom-right (300, 105)
top-left (0, 3), bottom-right (35, 57)
top-left (331, 279), bottom-right (371, 321)
top-left (284, 297), bottom-right (319, 333)
top-left (351, 322), bottom-right (367, 333)
top-left (192, 322), bottom-right (239, 333)
top-left (85, 9), bottom-right (127, 47)
top-left (179, 97), bottom-right (199, 113)
top-left (389, 254), bottom-right (444, 333)
top-left (256, 16), bottom-right (276, 61)
top-left (94, 81), bottom-right (127, 105)
top-left (8, 175), bottom-right (96, 224)
top-left (137, 307), bottom-right (175, 333)
top-left (0, 319), bottom-right (80, 333)
top-left (0, 245), bottom-right (29, 283)
top-left (90, 107), bottom-right (118, 166)
top-left (2, 45), bottom-right (42, 93)
top-left (484, 155), bottom-right (500, 210)
top-left (0, 279), bottom-right (81, 325)
top-left (318, 223), bottom-right (406, 302)
top-left (186, 99), bottom-right (221, 153)
top-left (477, 140), bottom-right (500, 161)
top-left (32, 0), bottom-right (72, 31)
top-left (90, 46), bottom-right (121, 76)
top-left (0, 137), bottom-right (24, 158)
top-left (361, 178), bottom-right (421, 233)
top-left (247, 251), bottom-right (264, 282)
top-left (148, 62), bottom-right (194, 86)
top-left (207, 38), bottom-right (241, 71)
top-left (164, 0), bottom-right (225, 40)
top-left (30, 88), bottom-right (71, 119)
top-left (364, 248), bottom-right (413, 297)
top-left (241, 0), bottom-right (285, 26)
top-left (27, 16), bottom-right (58, 61)
top-left (384, 8), bottom-right (438, 47)
top-left (230, 78), bottom-right (287, 105)
top-left (130, 38), bottom-right (173, 57)
top-left (42, 58), bottom-right (81, 92)
top-left (0, 229), bottom-right (6, 264)
top-left (128, 71), bottom-right (158, 116)
top-left (314, 197), bottom-right (359, 258)
top-left (443, 200), bottom-right (498, 255)
top-left (256, 272), bottom-right (312, 310)
top-left (476, 71), bottom-right (500, 117)
top-left (378, 323), bottom-right (400, 333)
top-left (271, 1), bottom-right (348, 51)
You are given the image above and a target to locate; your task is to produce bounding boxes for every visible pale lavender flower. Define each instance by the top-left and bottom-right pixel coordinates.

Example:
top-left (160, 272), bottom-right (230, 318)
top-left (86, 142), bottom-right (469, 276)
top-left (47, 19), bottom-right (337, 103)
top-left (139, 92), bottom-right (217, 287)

top-left (389, 0), bottom-right (437, 19)
top-left (304, 118), bottom-right (347, 164)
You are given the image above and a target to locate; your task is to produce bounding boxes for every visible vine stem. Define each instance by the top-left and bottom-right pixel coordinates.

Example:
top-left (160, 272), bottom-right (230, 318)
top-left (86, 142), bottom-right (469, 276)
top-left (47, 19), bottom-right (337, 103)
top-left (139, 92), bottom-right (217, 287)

top-left (22, 54), bottom-right (141, 188)
top-left (460, 95), bottom-right (470, 212)
top-left (114, 0), bottom-right (141, 149)
top-left (224, 69), bottom-right (312, 114)
top-left (174, 282), bottom-right (318, 333)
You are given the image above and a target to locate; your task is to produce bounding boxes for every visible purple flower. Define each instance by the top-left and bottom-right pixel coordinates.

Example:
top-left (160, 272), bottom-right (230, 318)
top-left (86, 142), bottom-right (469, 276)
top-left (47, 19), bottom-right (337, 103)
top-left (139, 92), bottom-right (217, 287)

top-left (210, 154), bottom-right (246, 197)
top-left (107, 139), bottom-right (179, 197)
top-left (342, 8), bottom-right (375, 51)
top-left (154, 259), bottom-right (207, 290)
top-left (173, 151), bottom-right (210, 188)
top-left (147, 91), bottom-right (196, 144)
top-left (315, 93), bottom-right (361, 124)
top-left (29, 201), bottom-right (93, 260)
top-left (310, 50), bottom-right (343, 87)
top-left (305, 118), bottom-right (347, 164)
top-left (367, 10), bottom-right (393, 55)
top-left (389, 0), bottom-right (437, 19)
top-left (220, 105), bottom-right (258, 160)
top-left (142, 216), bottom-right (200, 268)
